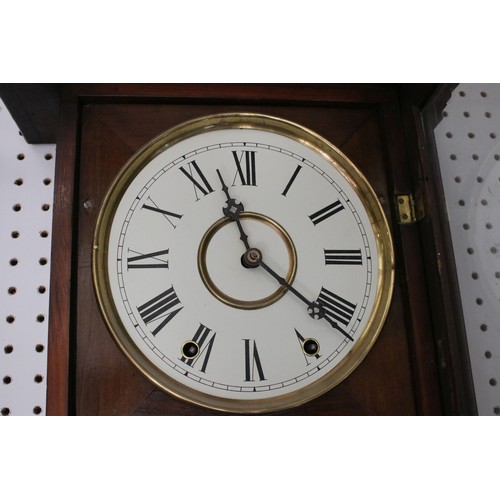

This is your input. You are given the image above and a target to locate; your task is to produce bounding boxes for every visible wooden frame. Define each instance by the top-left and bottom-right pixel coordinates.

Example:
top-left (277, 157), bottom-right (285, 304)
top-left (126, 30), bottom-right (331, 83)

top-left (38, 84), bottom-right (476, 415)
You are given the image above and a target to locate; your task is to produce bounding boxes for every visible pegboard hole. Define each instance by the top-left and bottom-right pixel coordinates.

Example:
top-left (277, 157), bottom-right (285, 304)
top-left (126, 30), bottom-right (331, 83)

top-left (467, 247), bottom-right (474, 255)
top-left (476, 298), bottom-right (483, 305)
top-left (490, 133), bottom-right (497, 139)
top-left (450, 154), bottom-right (457, 160)
top-left (468, 132), bottom-right (475, 139)
top-left (39, 258), bottom-right (47, 266)
top-left (458, 199), bottom-right (465, 206)
top-left (1, 408), bottom-right (10, 416)
top-left (43, 178), bottom-right (52, 186)
top-left (491, 247), bottom-right (498, 254)
top-left (40, 230), bottom-right (49, 238)
top-left (485, 351), bottom-right (492, 359)
top-left (12, 203), bottom-right (21, 212)
top-left (495, 154), bottom-right (500, 161)
top-left (44, 153), bottom-right (53, 161)
top-left (481, 199), bottom-right (488, 206)
top-left (480, 324), bottom-right (488, 332)
top-left (477, 176), bottom-right (483, 183)
top-left (6, 315), bottom-right (15, 324)
top-left (459, 91), bottom-right (466, 97)
top-left (7, 287), bottom-right (17, 295)
top-left (9, 258), bottom-right (18, 266)
top-left (11, 231), bottom-right (19, 239)
top-left (472, 154), bottom-right (479, 161)
top-left (33, 406), bottom-right (42, 415)
top-left (463, 223), bottom-right (470, 230)
top-left (14, 178), bottom-right (23, 186)
top-left (480, 91), bottom-right (487, 97)
top-left (463, 111), bottom-right (470, 117)
top-left (446, 132), bottom-right (453, 138)
top-left (41, 204), bottom-right (50, 211)
top-left (34, 375), bottom-right (43, 383)
top-left (494, 407), bottom-right (500, 415)
top-left (37, 285), bottom-right (46, 294)
top-left (495, 272), bottom-right (500, 279)
top-left (471, 272), bottom-right (479, 280)
top-left (454, 176), bottom-right (461, 183)
top-left (485, 112), bottom-right (492, 118)
top-left (489, 378), bottom-right (497, 386)
top-left (486, 222), bottom-right (493, 229)
top-left (3, 376), bottom-right (12, 385)
top-left (35, 344), bottom-right (44, 353)
top-left (36, 314), bottom-right (45, 323)
top-left (17, 153), bottom-right (25, 160)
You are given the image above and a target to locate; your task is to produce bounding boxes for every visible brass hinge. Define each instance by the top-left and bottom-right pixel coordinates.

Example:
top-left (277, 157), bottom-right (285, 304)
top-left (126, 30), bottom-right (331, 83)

top-left (396, 192), bottom-right (425, 224)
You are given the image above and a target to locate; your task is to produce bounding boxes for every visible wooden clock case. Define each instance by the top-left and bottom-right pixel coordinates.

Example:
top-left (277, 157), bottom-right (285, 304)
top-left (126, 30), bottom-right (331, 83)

top-left (0, 83), bottom-right (476, 415)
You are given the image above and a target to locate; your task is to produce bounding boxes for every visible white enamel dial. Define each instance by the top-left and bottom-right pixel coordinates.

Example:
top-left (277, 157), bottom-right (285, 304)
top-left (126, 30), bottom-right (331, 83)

top-left (93, 114), bottom-right (394, 413)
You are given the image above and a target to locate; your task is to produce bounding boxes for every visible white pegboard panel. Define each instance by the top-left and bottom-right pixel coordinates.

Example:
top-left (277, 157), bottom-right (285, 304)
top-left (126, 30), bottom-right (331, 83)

top-left (435, 84), bottom-right (500, 416)
top-left (0, 98), bottom-right (55, 416)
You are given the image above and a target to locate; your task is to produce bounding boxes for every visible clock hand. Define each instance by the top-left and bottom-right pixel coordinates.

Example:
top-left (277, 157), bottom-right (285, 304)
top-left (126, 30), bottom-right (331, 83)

top-left (243, 248), bottom-right (354, 342)
top-left (216, 169), bottom-right (250, 250)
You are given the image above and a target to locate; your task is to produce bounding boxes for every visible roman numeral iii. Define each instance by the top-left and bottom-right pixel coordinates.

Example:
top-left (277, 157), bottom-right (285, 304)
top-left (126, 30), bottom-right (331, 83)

top-left (324, 249), bottom-right (362, 266)
top-left (137, 286), bottom-right (183, 336)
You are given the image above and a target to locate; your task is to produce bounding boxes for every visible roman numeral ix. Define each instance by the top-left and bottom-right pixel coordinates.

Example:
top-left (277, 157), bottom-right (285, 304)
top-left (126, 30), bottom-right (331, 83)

top-left (127, 248), bottom-right (169, 269)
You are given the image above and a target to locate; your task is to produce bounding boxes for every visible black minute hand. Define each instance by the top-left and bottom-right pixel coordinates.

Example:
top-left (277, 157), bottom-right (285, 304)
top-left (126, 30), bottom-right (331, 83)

top-left (247, 250), bottom-right (354, 342)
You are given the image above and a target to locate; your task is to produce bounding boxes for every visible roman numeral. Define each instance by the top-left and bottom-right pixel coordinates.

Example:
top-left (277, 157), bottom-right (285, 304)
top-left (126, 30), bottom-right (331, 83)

top-left (295, 329), bottom-right (320, 365)
top-left (127, 248), bottom-right (169, 269)
top-left (309, 200), bottom-right (344, 225)
top-left (180, 324), bottom-right (216, 373)
top-left (324, 249), bottom-right (362, 266)
top-left (179, 160), bottom-right (214, 200)
top-left (137, 286), bottom-right (183, 336)
top-left (317, 287), bottom-right (356, 326)
top-left (231, 150), bottom-right (256, 186)
top-left (142, 198), bottom-right (183, 228)
top-left (243, 339), bottom-right (266, 382)
top-left (281, 164), bottom-right (302, 196)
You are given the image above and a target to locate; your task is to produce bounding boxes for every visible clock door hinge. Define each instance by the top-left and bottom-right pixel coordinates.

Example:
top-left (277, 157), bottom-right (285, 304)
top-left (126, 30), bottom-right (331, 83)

top-left (396, 192), bottom-right (425, 224)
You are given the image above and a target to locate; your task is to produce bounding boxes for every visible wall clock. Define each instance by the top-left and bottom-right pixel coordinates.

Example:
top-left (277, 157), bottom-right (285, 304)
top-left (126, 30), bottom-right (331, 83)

top-left (92, 112), bottom-right (394, 413)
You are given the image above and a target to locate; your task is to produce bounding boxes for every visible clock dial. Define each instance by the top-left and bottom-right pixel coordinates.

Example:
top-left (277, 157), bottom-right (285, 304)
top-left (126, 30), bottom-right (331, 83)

top-left (93, 113), bottom-right (394, 413)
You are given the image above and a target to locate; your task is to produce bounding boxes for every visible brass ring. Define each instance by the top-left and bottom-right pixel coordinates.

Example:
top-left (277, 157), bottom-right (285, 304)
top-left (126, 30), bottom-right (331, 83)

top-left (198, 212), bottom-right (297, 309)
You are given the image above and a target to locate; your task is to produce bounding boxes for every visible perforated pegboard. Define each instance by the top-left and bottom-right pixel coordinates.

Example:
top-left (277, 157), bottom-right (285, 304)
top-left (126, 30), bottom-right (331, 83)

top-left (0, 98), bottom-right (55, 416)
top-left (434, 84), bottom-right (500, 416)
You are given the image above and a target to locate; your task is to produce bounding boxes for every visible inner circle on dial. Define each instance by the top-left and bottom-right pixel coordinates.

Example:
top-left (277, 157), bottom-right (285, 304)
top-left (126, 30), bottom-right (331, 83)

top-left (198, 212), bottom-right (297, 310)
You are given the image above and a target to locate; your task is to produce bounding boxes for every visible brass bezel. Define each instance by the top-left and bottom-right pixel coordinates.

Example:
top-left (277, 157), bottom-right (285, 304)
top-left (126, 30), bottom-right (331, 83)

top-left (93, 112), bottom-right (394, 414)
